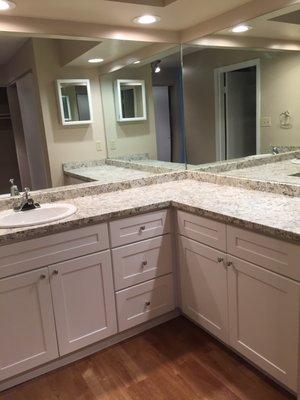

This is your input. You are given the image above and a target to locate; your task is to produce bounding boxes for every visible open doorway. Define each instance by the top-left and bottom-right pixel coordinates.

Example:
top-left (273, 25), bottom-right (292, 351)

top-left (214, 59), bottom-right (260, 161)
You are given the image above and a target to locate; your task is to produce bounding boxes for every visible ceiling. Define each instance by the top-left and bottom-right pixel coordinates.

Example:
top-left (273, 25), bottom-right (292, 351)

top-left (1, 0), bottom-right (252, 31)
top-left (216, 3), bottom-right (300, 42)
top-left (66, 38), bottom-right (150, 67)
top-left (0, 36), bottom-right (27, 65)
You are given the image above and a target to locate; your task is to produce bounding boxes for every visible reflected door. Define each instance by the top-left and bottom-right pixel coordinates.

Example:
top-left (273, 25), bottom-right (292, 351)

top-left (153, 86), bottom-right (171, 162)
top-left (225, 66), bottom-right (257, 159)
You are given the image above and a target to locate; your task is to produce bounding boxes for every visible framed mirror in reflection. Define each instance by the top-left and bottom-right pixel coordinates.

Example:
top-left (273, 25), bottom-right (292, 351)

top-left (56, 79), bottom-right (93, 125)
top-left (114, 79), bottom-right (147, 122)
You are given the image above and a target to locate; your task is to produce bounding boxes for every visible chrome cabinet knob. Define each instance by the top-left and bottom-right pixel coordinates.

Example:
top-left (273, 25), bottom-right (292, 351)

top-left (141, 260), bottom-right (148, 267)
top-left (227, 261), bottom-right (233, 267)
top-left (40, 274), bottom-right (46, 280)
top-left (52, 269), bottom-right (59, 275)
top-left (145, 301), bottom-right (151, 307)
top-left (217, 257), bottom-right (224, 263)
top-left (139, 226), bottom-right (146, 233)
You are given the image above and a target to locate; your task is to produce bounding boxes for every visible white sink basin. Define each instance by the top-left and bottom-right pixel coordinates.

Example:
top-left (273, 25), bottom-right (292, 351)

top-left (0, 203), bottom-right (77, 229)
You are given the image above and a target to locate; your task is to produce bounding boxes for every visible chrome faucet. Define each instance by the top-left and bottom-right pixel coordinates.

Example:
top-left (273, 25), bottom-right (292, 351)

top-left (271, 146), bottom-right (279, 155)
top-left (14, 187), bottom-right (40, 212)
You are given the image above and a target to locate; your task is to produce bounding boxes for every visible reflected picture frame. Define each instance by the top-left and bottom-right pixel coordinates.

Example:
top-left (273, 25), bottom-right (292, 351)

top-left (56, 79), bottom-right (93, 126)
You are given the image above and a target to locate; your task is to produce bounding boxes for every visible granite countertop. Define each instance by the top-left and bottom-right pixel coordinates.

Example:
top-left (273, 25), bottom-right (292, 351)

top-left (0, 179), bottom-right (299, 246)
top-left (63, 164), bottom-right (156, 183)
top-left (219, 159), bottom-right (300, 185)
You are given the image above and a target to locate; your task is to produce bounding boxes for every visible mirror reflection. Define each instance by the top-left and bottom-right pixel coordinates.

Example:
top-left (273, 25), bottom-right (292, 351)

top-left (57, 79), bottom-right (92, 125)
top-left (0, 37), bottom-right (185, 196)
top-left (182, 3), bottom-right (300, 184)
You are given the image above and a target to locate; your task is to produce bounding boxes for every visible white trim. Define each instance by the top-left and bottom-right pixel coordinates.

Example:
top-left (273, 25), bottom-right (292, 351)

top-left (56, 79), bottom-right (93, 126)
top-left (214, 58), bottom-right (261, 161)
top-left (114, 79), bottom-right (147, 122)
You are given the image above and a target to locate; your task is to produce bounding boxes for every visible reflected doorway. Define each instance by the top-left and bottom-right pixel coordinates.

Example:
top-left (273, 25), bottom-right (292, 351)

top-left (215, 59), bottom-right (260, 160)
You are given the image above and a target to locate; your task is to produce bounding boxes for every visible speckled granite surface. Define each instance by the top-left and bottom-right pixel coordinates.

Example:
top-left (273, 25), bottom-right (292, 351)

top-left (219, 159), bottom-right (300, 185)
top-left (0, 180), bottom-right (299, 246)
top-left (63, 164), bottom-right (156, 183)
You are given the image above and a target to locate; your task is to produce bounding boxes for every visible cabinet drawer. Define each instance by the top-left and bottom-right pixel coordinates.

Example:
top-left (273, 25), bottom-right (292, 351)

top-left (0, 224), bottom-right (109, 279)
top-left (116, 274), bottom-right (175, 331)
top-left (112, 235), bottom-right (173, 290)
top-left (177, 211), bottom-right (226, 251)
top-left (227, 226), bottom-right (300, 280)
top-left (110, 210), bottom-right (171, 248)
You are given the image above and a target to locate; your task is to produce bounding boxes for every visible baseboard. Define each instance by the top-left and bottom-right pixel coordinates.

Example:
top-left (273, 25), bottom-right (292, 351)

top-left (0, 309), bottom-right (181, 392)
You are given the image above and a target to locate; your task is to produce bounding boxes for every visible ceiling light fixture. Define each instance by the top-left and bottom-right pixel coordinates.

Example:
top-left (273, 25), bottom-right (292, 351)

top-left (0, 0), bottom-right (16, 10)
top-left (231, 24), bottom-right (252, 33)
top-left (133, 15), bottom-right (161, 25)
top-left (88, 58), bottom-right (104, 63)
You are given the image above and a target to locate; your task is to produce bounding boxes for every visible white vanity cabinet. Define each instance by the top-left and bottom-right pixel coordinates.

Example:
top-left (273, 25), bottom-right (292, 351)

top-left (0, 268), bottom-right (58, 380)
top-left (110, 210), bottom-right (176, 332)
top-left (49, 251), bottom-right (117, 356)
top-left (177, 210), bottom-right (300, 392)
top-left (179, 236), bottom-right (228, 342)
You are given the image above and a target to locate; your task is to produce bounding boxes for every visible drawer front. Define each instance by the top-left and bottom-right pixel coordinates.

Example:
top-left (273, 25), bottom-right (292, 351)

top-left (177, 211), bottom-right (226, 251)
top-left (112, 235), bottom-right (173, 290)
top-left (116, 274), bottom-right (175, 331)
top-left (110, 210), bottom-right (171, 248)
top-left (227, 226), bottom-right (300, 280)
top-left (0, 224), bottom-right (109, 279)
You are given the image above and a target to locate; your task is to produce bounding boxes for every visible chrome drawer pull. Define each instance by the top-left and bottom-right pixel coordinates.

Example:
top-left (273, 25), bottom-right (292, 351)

top-left (141, 260), bottom-right (148, 268)
top-left (139, 226), bottom-right (146, 233)
top-left (145, 301), bottom-right (151, 307)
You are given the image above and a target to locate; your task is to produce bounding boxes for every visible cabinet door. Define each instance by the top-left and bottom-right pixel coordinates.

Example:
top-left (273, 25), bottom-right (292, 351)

top-left (0, 268), bottom-right (58, 380)
top-left (49, 251), bottom-right (117, 356)
top-left (179, 236), bottom-right (228, 342)
top-left (228, 256), bottom-right (300, 391)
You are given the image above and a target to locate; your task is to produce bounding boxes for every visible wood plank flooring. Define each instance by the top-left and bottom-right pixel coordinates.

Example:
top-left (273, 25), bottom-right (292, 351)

top-left (1, 317), bottom-right (295, 400)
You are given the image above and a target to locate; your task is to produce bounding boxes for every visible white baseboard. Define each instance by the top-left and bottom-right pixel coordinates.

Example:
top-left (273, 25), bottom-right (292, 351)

top-left (0, 309), bottom-right (180, 392)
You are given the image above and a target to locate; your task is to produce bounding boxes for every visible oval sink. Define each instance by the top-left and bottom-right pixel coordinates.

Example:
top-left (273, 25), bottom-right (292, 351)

top-left (0, 203), bottom-right (77, 229)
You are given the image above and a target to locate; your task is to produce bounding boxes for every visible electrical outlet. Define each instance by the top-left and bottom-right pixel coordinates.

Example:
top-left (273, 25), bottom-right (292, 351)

top-left (110, 140), bottom-right (117, 150)
top-left (260, 117), bottom-right (272, 127)
top-left (95, 141), bottom-right (102, 152)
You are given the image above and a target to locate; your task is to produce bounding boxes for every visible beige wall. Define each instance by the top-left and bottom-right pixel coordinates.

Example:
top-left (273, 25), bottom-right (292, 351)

top-left (32, 38), bottom-right (107, 187)
top-left (183, 48), bottom-right (300, 164)
top-left (100, 65), bottom-right (157, 159)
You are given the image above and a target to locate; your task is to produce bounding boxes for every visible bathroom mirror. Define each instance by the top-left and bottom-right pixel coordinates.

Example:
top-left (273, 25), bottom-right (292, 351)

top-left (114, 79), bottom-right (147, 122)
top-left (182, 3), bottom-right (300, 175)
top-left (56, 79), bottom-right (93, 125)
top-left (0, 35), bottom-right (185, 196)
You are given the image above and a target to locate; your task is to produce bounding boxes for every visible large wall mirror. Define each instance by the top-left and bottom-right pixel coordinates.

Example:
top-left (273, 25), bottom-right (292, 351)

top-left (0, 36), bottom-right (185, 196)
top-left (182, 3), bottom-right (300, 181)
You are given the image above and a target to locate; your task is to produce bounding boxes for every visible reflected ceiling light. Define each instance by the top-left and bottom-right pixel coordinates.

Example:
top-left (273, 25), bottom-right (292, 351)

top-left (152, 60), bottom-right (161, 74)
top-left (133, 60), bottom-right (141, 64)
top-left (231, 24), bottom-right (252, 33)
top-left (155, 65), bottom-right (161, 73)
top-left (0, 0), bottom-right (16, 10)
top-left (88, 58), bottom-right (104, 63)
top-left (133, 15), bottom-right (161, 24)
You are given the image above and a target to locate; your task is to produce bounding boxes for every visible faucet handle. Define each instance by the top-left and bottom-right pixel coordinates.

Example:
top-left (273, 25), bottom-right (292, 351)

top-left (23, 187), bottom-right (31, 200)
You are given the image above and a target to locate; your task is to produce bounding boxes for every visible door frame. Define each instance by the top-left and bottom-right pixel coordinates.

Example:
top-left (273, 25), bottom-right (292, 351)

top-left (214, 58), bottom-right (261, 161)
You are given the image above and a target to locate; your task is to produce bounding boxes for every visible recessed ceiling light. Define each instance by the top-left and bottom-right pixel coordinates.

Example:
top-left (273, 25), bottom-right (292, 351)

top-left (88, 58), bottom-right (104, 64)
top-left (133, 15), bottom-right (161, 25)
top-left (133, 60), bottom-right (141, 64)
top-left (231, 24), bottom-right (252, 33)
top-left (0, 0), bottom-right (16, 10)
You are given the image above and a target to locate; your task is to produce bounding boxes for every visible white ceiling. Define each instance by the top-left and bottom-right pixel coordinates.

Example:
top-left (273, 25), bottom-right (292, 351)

top-left (1, 0), bottom-right (251, 31)
top-left (0, 36), bottom-right (27, 65)
top-left (67, 38), bottom-right (150, 67)
top-left (216, 4), bottom-right (300, 42)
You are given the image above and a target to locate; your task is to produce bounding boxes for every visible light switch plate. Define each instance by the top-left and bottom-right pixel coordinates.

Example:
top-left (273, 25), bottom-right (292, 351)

top-left (260, 117), bottom-right (272, 127)
top-left (110, 140), bottom-right (117, 150)
top-left (95, 141), bottom-right (102, 152)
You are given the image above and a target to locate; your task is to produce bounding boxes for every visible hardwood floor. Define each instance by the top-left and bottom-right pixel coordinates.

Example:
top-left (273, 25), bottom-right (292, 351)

top-left (1, 317), bottom-right (295, 400)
